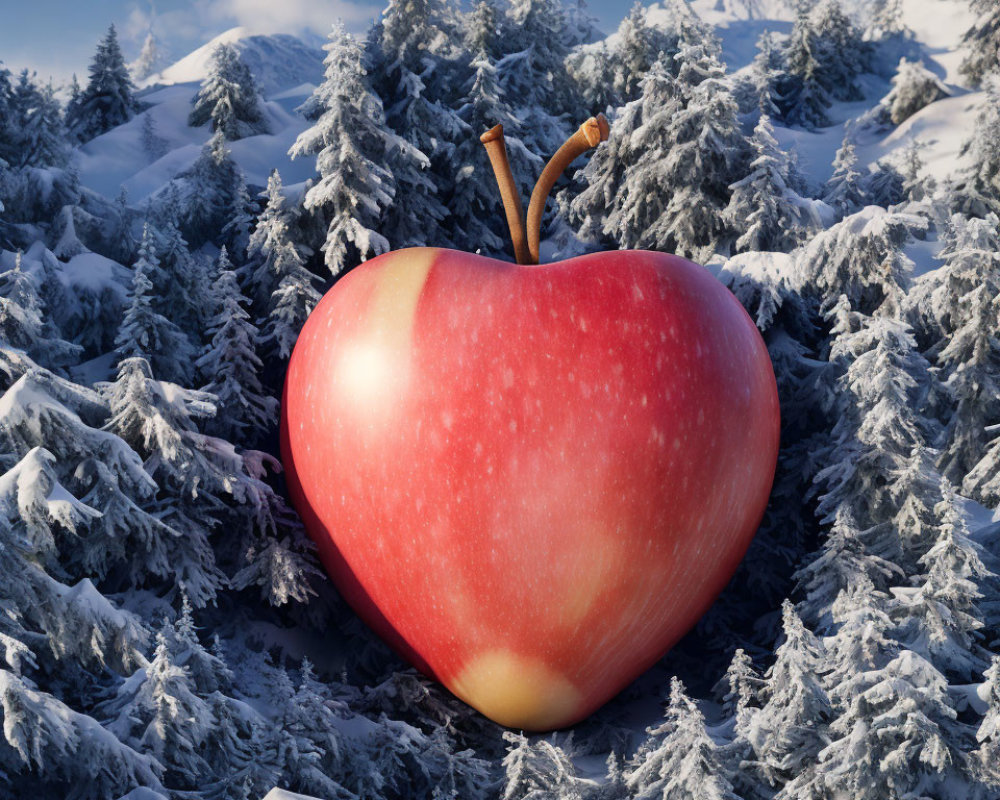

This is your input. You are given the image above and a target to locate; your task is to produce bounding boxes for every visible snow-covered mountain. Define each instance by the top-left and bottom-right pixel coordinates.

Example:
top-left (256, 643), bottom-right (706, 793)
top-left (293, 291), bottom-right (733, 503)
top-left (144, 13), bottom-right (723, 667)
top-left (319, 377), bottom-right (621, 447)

top-left (142, 27), bottom-right (325, 97)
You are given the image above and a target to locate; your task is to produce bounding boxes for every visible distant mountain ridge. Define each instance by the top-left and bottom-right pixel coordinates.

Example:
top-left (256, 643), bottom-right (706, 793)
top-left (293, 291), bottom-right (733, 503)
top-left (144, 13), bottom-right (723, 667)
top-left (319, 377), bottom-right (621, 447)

top-left (140, 27), bottom-right (325, 98)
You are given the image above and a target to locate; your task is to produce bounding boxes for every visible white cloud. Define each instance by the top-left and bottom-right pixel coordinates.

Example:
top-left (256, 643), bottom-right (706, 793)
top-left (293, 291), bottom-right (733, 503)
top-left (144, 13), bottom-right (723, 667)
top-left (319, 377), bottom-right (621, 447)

top-left (208, 0), bottom-right (380, 36)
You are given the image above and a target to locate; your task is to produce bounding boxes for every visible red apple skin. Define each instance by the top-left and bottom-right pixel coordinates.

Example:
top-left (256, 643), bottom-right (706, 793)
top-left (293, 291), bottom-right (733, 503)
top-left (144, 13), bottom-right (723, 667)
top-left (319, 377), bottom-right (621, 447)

top-left (281, 247), bottom-right (779, 731)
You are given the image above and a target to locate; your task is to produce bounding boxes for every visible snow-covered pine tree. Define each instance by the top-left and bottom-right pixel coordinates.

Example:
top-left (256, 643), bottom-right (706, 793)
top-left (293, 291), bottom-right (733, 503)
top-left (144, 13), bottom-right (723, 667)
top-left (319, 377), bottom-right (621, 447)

top-left (148, 194), bottom-right (212, 339)
top-left (810, 0), bottom-right (868, 102)
top-left (499, 0), bottom-right (575, 157)
top-left (894, 478), bottom-right (992, 681)
top-left (626, 677), bottom-right (739, 800)
top-left (115, 224), bottom-right (195, 385)
top-left (866, 0), bottom-right (906, 41)
top-left (911, 212), bottom-right (1000, 347)
top-left (15, 78), bottom-right (70, 170)
top-left (889, 445), bottom-right (950, 571)
top-left (960, 0), bottom-right (1000, 86)
top-left (964, 432), bottom-right (1000, 515)
top-left (181, 129), bottom-right (242, 247)
top-left (974, 656), bottom-right (1000, 789)
top-left (66, 24), bottom-right (138, 142)
top-left (798, 207), bottom-right (926, 313)
top-left (883, 58), bottom-right (950, 126)
top-left (954, 78), bottom-right (1000, 219)
top-left (745, 601), bottom-right (832, 787)
top-left (715, 648), bottom-right (763, 742)
top-left (262, 247), bottom-right (320, 362)
top-left (189, 43), bottom-right (268, 140)
top-left (823, 135), bottom-right (868, 220)
top-left (501, 730), bottom-right (586, 799)
top-left (368, 0), bottom-right (464, 249)
top-left (0, 63), bottom-right (17, 165)
top-left (822, 578), bottom-right (898, 707)
top-left (727, 114), bottom-right (818, 253)
top-left (291, 22), bottom-right (404, 273)
top-left (196, 247), bottom-right (276, 444)
top-left (101, 624), bottom-right (213, 790)
top-left (749, 30), bottom-right (784, 118)
top-left (610, 2), bottom-right (679, 104)
top-left (936, 281), bottom-right (1000, 484)
top-left (581, 41), bottom-right (746, 261)
top-left (779, 7), bottom-right (832, 129)
top-left (565, 61), bottom-right (653, 251)
top-left (809, 649), bottom-right (973, 799)
top-left (141, 113), bottom-right (169, 161)
top-left (221, 174), bottom-right (255, 262)
top-left (101, 356), bottom-right (229, 606)
top-left (0, 251), bottom-right (81, 375)
top-left (130, 31), bottom-right (165, 83)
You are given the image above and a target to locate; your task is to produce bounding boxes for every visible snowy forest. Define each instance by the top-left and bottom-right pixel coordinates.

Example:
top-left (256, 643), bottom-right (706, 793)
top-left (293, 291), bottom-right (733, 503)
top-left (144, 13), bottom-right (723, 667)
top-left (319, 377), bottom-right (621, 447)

top-left (1, 0), bottom-right (1000, 796)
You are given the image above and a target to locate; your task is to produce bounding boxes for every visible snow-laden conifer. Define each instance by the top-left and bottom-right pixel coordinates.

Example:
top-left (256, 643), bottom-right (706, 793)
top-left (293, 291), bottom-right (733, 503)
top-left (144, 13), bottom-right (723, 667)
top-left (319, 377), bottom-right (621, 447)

top-left (115, 224), bottom-right (195, 385)
top-left (67, 24), bottom-right (137, 142)
top-left (894, 479), bottom-right (992, 680)
top-left (823, 135), bottom-right (868, 220)
top-left (291, 23), bottom-right (402, 273)
top-left (961, 0), bottom-right (1000, 86)
top-left (627, 677), bottom-right (739, 800)
top-left (196, 247), bottom-right (276, 444)
top-left (746, 602), bottom-right (832, 785)
top-left (189, 43), bottom-right (268, 140)
top-left (728, 115), bottom-right (818, 253)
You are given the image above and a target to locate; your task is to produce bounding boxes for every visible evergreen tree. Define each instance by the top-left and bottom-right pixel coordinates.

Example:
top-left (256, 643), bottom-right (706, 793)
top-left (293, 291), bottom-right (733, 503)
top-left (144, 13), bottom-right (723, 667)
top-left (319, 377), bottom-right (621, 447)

top-left (727, 115), bottom-right (817, 253)
top-left (130, 31), bottom-right (165, 83)
top-left (627, 677), bottom-right (739, 800)
top-left (811, 0), bottom-right (867, 102)
top-left (291, 23), bottom-right (401, 274)
top-left (823, 135), bottom-right (868, 220)
top-left (501, 730), bottom-right (585, 799)
top-left (895, 479), bottom-right (992, 681)
top-left (369, 0), bottom-right (463, 249)
top-left (0, 251), bottom-right (81, 373)
top-left (954, 80), bottom-right (1000, 219)
top-left (101, 357), bottom-right (229, 606)
top-left (960, 0), bottom-right (1000, 86)
top-left (797, 207), bottom-right (925, 313)
top-left (611, 2), bottom-right (679, 103)
top-left (181, 130), bottom-right (242, 247)
top-left (499, 0), bottom-right (575, 156)
top-left (937, 281), bottom-right (1000, 483)
top-left (115, 224), bottom-right (195, 385)
top-left (67, 24), bottom-right (138, 142)
top-left (811, 650), bottom-right (972, 799)
top-left (746, 602), bottom-right (832, 786)
top-left (189, 43), bottom-right (268, 140)
top-left (750, 30), bottom-right (784, 118)
top-left (882, 58), bottom-right (950, 126)
top-left (16, 79), bottom-right (69, 169)
top-left (974, 655), bottom-right (1000, 788)
top-left (196, 247), bottom-right (276, 444)
top-left (780, 8), bottom-right (832, 129)
top-left (566, 65), bottom-right (650, 250)
top-left (102, 626), bottom-right (213, 790)
top-left (243, 169), bottom-right (300, 309)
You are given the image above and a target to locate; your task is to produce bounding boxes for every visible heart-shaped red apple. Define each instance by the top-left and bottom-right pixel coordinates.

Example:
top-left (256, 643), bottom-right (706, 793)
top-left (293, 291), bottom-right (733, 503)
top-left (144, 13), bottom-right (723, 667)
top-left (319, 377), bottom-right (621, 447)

top-left (280, 118), bottom-right (779, 730)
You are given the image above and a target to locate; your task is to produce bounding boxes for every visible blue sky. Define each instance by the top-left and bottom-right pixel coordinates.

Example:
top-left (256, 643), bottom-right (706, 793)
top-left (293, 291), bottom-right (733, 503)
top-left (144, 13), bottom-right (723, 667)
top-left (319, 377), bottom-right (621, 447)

top-left (0, 0), bottom-right (624, 85)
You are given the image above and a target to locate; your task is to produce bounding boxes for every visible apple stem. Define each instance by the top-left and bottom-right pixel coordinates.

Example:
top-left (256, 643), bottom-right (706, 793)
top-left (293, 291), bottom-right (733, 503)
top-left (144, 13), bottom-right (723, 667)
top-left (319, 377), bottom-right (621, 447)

top-left (526, 114), bottom-right (610, 265)
top-left (480, 124), bottom-right (532, 265)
